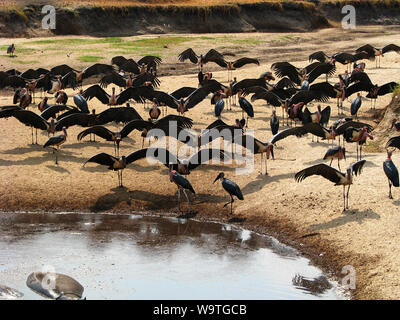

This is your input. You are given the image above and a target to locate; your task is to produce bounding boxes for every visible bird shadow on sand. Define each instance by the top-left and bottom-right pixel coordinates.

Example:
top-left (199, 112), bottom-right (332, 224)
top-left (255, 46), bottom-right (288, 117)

top-left (241, 172), bottom-right (294, 196)
top-left (0, 150), bottom-right (85, 167)
top-left (308, 209), bottom-right (380, 232)
top-left (1, 144), bottom-right (44, 155)
top-left (46, 165), bottom-right (70, 174)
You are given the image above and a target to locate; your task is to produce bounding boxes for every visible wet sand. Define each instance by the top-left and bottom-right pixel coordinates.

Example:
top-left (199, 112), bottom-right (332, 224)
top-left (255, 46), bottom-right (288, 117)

top-left (1, 26), bottom-right (400, 299)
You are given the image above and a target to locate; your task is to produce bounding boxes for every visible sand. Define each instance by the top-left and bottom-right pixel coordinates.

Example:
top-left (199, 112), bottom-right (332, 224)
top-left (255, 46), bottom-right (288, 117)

top-left (1, 26), bottom-right (400, 299)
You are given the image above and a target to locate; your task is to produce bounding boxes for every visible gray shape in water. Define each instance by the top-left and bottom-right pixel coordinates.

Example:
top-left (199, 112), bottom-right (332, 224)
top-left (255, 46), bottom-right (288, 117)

top-left (26, 272), bottom-right (84, 300)
top-left (0, 285), bottom-right (24, 299)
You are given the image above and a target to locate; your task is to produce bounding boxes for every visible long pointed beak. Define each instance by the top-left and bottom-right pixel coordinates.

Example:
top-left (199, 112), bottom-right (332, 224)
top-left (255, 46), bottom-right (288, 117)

top-left (213, 177), bottom-right (219, 184)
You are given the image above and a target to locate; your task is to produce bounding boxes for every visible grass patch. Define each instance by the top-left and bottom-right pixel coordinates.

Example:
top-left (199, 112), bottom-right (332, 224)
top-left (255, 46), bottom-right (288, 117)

top-left (77, 55), bottom-right (104, 62)
top-left (28, 37), bottom-right (123, 46)
top-left (13, 59), bottom-right (40, 65)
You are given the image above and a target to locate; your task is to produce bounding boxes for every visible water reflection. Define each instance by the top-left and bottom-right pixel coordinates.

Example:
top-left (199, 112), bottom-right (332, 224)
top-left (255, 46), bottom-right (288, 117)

top-left (0, 212), bottom-right (342, 300)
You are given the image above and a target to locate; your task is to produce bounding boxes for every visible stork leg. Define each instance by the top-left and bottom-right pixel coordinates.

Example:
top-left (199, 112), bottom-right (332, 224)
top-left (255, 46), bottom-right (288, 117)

top-left (330, 159), bottom-right (333, 166)
top-left (389, 180), bottom-right (393, 199)
top-left (346, 185), bottom-right (351, 210)
top-left (260, 153), bottom-right (263, 174)
top-left (343, 185), bottom-right (346, 211)
top-left (177, 188), bottom-right (181, 212)
top-left (338, 158), bottom-right (341, 171)
top-left (360, 145), bottom-right (362, 160)
top-left (265, 155), bottom-right (268, 176)
top-left (31, 127), bottom-right (34, 145)
top-left (55, 147), bottom-right (59, 165)
top-left (223, 195), bottom-right (234, 215)
top-left (182, 189), bottom-right (191, 212)
top-left (35, 129), bottom-right (38, 145)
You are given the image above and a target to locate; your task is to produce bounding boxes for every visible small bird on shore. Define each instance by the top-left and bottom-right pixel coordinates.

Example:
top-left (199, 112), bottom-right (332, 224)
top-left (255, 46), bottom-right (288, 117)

top-left (214, 172), bottom-right (244, 215)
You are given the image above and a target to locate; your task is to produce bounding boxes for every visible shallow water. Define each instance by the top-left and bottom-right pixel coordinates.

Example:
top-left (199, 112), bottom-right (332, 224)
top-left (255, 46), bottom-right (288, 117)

top-left (0, 212), bottom-right (343, 300)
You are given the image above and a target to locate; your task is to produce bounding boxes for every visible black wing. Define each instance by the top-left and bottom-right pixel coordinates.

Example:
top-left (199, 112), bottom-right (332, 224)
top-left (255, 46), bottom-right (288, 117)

top-left (55, 113), bottom-right (94, 130)
top-left (99, 72), bottom-right (126, 88)
top-left (350, 160), bottom-right (366, 176)
top-left (40, 105), bottom-right (72, 120)
top-left (187, 148), bottom-right (226, 171)
top-left (335, 121), bottom-right (373, 135)
top-left (232, 57), bottom-right (259, 68)
top-left (81, 64), bottom-right (115, 80)
top-left (82, 85), bottom-right (110, 104)
top-left (111, 56), bottom-right (129, 67)
top-left (116, 86), bottom-right (147, 105)
top-left (382, 44), bottom-right (400, 55)
top-left (154, 115), bottom-right (193, 129)
top-left (377, 82), bottom-right (398, 96)
top-left (125, 147), bottom-right (179, 167)
top-left (137, 55), bottom-right (162, 66)
top-left (295, 164), bottom-right (343, 184)
top-left (170, 87), bottom-right (197, 100)
top-left (77, 126), bottom-right (114, 141)
top-left (386, 136), bottom-right (400, 150)
top-left (309, 51), bottom-right (329, 63)
top-left (84, 152), bottom-right (117, 167)
top-left (178, 48), bottom-right (198, 63)
top-left (97, 106), bottom-right (143, 125)
top-left (12, 110), bottom-right (48, 130)
top-left (307, 63), bottom-right (336, 84)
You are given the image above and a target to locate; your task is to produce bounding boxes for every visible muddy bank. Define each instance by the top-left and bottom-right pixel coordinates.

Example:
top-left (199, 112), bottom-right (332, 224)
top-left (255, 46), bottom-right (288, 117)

top-left (2, 1), bottom-right (400, 38)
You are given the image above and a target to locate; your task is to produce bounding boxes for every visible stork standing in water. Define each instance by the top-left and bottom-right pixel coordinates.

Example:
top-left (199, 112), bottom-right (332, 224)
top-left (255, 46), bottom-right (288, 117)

top-left (383, 149), bottom-right (399, 199)
top-left (323, 146), bottom-right (346, 170)
top-left (169, 168), bottom-right (195, 212)
top-left (295, 160), bottom-right (366, 211)
top-left (43, 127), bottom-right (68, 164)
top-left (213, 172), bottom-right (244, 215)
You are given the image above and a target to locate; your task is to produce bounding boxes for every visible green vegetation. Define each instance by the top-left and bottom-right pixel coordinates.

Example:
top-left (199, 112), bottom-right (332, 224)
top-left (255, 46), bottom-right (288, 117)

top-left (78, 55), bottom-right (104, 62)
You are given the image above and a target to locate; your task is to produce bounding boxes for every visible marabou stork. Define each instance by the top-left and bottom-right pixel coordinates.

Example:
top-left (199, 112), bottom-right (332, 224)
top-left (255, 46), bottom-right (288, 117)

top-left (343, 127), bottom-right (373, 160)
top-left (383, 149), bottom-right (399, 199)
top-left (169, 168), bottom-right (195, 212)
top-left (43, 127), bottom-right (68, 164)
top-left (323, 146), bottom-right (346, 170)
top-left (237, 90), bottom-right (254, 128)
top-left (178, 48), bottom-right (224, 71)
top-left (295, 160), bottom-right (367, 211)
top-left (270, 110), bottom-right (279, 136)
top-left (126, 147), bottom-right (226, 175)
top-left (83, 152), bottom-right (139, 188)
top-left (356, 44), bottom-right (400, 68)
top-left (351, 93), bottom-right (362, 118)
top-left (213, 172), bottom-right (244, 215)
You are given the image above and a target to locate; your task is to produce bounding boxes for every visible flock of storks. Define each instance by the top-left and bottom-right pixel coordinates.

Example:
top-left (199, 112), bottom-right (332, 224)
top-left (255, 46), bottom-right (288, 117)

top-left (1, 42), bottom-right (400, 214)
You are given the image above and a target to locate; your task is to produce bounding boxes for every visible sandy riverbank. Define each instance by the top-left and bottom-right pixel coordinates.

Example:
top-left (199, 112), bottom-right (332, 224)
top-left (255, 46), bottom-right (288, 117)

top-left (1, 27), bottom-right (400, 299)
